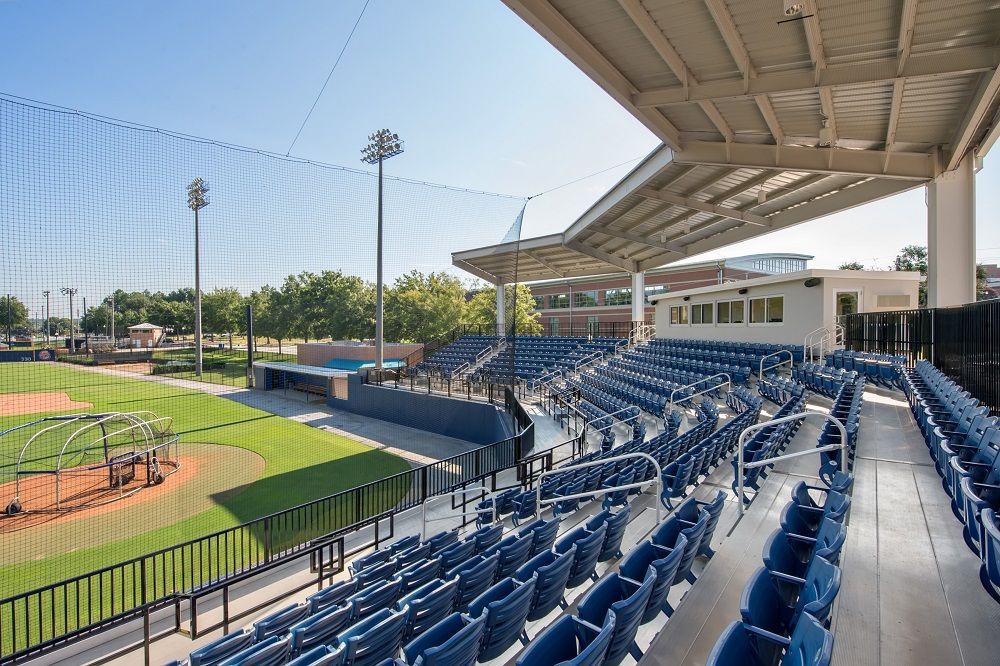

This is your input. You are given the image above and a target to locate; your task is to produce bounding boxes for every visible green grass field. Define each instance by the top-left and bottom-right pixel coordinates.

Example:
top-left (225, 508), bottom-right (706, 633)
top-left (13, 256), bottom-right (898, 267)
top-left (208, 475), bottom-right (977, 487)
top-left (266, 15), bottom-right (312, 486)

top-left (0, 362), bottom-right (410, 602)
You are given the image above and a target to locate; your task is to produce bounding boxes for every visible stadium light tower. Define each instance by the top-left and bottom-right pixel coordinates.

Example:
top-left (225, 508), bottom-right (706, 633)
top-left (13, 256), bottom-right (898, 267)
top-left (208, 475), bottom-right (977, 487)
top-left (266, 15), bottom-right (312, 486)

top-left (42, 290), bottom-right (50, 345)
top-left (361, 129), bottom-right (404, 370)
top-left (187, 178), bottom-right (209, 377)
top-left (60, 287), bottom-right (77, 353)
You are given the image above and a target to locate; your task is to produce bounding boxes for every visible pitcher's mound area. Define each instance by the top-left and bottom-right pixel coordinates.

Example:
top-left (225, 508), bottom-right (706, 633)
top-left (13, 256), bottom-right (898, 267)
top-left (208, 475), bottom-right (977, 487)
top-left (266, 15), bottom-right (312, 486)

top-left (0, 392), bottom-right (93, 417)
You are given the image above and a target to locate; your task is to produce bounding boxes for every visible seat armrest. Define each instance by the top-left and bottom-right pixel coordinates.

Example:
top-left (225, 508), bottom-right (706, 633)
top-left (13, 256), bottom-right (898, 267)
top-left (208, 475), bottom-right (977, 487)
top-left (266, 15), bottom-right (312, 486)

top-left (742, 624), bottom-right (792, 647)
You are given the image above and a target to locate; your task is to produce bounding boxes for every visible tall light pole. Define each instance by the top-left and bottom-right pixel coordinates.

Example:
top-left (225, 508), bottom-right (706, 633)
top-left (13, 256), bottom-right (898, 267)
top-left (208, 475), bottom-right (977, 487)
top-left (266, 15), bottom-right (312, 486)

top-left (187, 178), bottom-right (209, 377)
top-left (60, 287), bottom-right (77, 353)
top-left (361, 129), bottom-right (404, 370)
top-left (110, 293), bottom-right (116, 347)
top-left (42, 290), bottom-right (50, 345)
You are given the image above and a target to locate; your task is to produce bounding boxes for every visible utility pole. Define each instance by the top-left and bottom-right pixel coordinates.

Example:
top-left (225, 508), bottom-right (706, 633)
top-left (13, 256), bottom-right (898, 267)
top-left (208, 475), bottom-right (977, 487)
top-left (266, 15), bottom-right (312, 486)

top-left (61, 287), bottom-right (78, 353)
top-left (361, 130), bottom-right (404, 371)
top-left (42, 290), bottom-right (50, 345)
top-left (187, 178), bottom-right (209, 376)
top-left (4, 294), bottom-right (10, 346)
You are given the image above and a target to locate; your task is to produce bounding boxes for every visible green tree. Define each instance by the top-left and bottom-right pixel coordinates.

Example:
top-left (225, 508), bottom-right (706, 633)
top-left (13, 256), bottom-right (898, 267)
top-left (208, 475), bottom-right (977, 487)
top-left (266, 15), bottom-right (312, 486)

top-left (1, 295), bottom-right (29, 335)
top-left (302, 270), bottom-right (375, 341)
top-left (80, 304), bottom-right (114, 335)
top-left (385, 270), bottom-right (467, 343)
top-left (892, 245), bottom-right (929, 306)
top-left (977, 264), bottom-right (989, 301)
top-left (202, 288), bottom-right (245, 349)
top-left (251, 285), bottom-right (294, 353)
top-left (465, 284), bottom-right (542, 336)
top-left (838, 261), bottom-right (866, 271)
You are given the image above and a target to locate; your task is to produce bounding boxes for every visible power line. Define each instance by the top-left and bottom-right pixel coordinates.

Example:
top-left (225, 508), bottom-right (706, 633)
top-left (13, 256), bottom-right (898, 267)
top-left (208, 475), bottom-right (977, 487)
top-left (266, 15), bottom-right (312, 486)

top-left (286, 0), bottom-right (372, 156)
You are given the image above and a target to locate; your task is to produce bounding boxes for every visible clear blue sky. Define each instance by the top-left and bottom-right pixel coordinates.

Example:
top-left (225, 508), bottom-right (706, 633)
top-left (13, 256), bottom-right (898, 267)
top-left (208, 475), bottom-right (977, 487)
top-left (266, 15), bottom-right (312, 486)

top-left (2, 0), bottom-right (998, 316)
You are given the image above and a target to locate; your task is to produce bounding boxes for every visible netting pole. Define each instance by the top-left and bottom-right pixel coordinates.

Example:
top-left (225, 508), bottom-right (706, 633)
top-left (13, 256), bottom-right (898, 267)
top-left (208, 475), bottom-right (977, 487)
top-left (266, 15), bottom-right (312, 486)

top-left (246, 304), bottom-right (255, 388)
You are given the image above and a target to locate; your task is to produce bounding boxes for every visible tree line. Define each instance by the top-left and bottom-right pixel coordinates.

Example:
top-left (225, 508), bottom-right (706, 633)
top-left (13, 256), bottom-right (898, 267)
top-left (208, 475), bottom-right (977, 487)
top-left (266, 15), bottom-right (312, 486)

top-left (3, 272), bottom-right (542, 350)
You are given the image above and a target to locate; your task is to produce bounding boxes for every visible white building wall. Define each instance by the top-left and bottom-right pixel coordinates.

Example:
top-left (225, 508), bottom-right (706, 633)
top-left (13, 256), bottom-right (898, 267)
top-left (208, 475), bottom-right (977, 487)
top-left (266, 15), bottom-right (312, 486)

top-left (652, 270), bottom-right (919, 346)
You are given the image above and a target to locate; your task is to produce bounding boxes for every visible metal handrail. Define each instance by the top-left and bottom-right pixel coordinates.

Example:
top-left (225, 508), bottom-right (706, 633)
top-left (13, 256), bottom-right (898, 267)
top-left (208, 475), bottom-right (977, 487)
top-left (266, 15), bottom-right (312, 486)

top-left (530, 368), bottom-right (562, 392)
top-left (803, 327), bottom-right (830, 364)
top-left (758, 349), bottom-right (794, 381)
top-left (736, 412), bottom-right (848, 516)
top-left (589, 406), bottom-right (641, 434)
top-left (573, 350), bottom-right (604, 372)
top-left (421, 486), bottom-right (497, 538)
top-left (535, 452), bottom-right (663, 522)
top-left (667, 373), bottom-right (731, 414)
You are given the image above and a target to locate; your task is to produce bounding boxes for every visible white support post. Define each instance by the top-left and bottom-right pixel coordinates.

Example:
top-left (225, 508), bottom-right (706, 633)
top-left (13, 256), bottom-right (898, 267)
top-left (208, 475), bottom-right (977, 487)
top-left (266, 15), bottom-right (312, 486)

top-left (927, 152), bottom-right (976, 308)
top-left (496, 283), bottom-right (506, 337)
top-left (631, 271), bottom-right (645, 325)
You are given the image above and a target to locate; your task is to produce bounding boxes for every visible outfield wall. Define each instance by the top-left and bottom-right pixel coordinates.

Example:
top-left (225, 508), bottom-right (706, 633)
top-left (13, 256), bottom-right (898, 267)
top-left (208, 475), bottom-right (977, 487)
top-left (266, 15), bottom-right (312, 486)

top-left (328, 374), bottom-right (511, 445)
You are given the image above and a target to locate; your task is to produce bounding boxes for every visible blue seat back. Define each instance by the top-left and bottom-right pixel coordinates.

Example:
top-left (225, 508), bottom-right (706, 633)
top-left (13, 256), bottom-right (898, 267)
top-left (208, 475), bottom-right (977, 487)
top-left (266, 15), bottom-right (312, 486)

top-left (252, 603), bottom-right (310, 642)
top-left (467, 577), bottom-right (536, 661)
top-left (619, 538), bottom-right (687, 623)
top-left (189, 629), bottom-right (254, 666)
top-left (439, 539), bottom-right (477, 571)
top-left (286, 645), bottom-right (345, 665)
top-left (426, 529), bottom-right (459, 556)
top-left (218, 635), bottom-right (291, 666)
top-left (402, 612), bottom-right (486, 666)
top-left (555, 523), bottom-right (608, 588)
top-left (576, 571), bottom-right (656, 666)
top-left (514, 613), bottom-right (615, 666)
top-left (348, 578), bottom-right (403, 621)
top-left (395, 557), bottom-right (443, 593)
top-left (519, 517), bottom-right (560, 556)
top-left (452, 553), bottom-right (500, 612)
top-left (783, 614), bottom-right (834, 666)
top-left (355, 559), bottom-right (399, 590)
top-left (396, 578), bottom-right (458, 641)
top-left (307, 579), bottom-right (359, 615)
top-left (586, 506), bottom-right (631, 562)
top-left (470, 524), bottom-right (504, 553)
top-left (675, 509), bottom-right (709, 583)
top-left (336, 608), bottom-right (407, 666)
top-left (515, 545), bottom-right (576, 620)
top-left (290, 604), bottom-right (353, 656)
top-left (490, 532), bottom-right (534, 580)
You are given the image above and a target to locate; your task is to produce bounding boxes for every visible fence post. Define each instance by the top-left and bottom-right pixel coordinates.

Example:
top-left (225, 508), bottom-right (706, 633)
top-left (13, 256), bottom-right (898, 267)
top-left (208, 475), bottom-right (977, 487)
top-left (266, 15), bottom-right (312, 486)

top-left (263, 517), bottom-right (272, 563)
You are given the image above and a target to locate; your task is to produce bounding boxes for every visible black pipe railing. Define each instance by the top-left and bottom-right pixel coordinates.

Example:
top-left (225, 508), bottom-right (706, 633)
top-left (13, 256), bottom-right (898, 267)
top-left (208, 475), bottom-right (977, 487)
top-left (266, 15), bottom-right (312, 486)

top-left (841, 299), bottom-right (999, 414)
top-left (0, 388), bottom-right (533, 663)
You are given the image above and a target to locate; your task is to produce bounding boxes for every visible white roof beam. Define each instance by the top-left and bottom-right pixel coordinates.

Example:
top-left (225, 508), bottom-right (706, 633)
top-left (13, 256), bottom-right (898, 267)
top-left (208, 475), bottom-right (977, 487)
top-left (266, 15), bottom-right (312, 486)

top-left (674, 141), bottom-right (935, 180)
top-left (896, 0), bottom-right (918, 75)
top-left (502, 0), bottom-right (681, 148)
top-left (565, 239), bottom-right (636, 273)
top-left (703, 0), bottom-right (755, 80)
top-left (453, 259), bottom-right (501, 285)
top-left (946, 66), bottom-right (1000, 171)
top-left (883, 79), bottom-right (905, 172)
top-left (638, 187), bottom-right (771, 226)
top-left (698, 100), bottom-right (735, 143)
top-left (592, 226), bottom-right (687, 255)
top-left (617, 0), bottom-right (691, 88)
top-left (801, 2), bottom-right (826, 84)
top-left (632, 47), bottom-right (998, 107)
top-left (523, 250), bottom-right (565, 277)
top-left (754, 94), bottom-right (785, 149)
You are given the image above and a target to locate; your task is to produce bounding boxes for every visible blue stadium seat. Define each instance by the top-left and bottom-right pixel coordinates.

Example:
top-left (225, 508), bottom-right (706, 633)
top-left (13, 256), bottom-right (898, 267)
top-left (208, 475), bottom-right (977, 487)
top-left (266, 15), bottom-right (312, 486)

top-left (488, 532), bottom-right (534, 580)
top-left (252, 603), bottom-right (310, 642)
top-left (518, 517), bottom-right (560, 556)
top-left (347, 579), bottom-right (403, 621)
top-left (395, 557), bottom-right (443, 593)
top-left (286, 644), bottom-right (346, 666)
top-left (515, 545), bottom-right (576, 620)
top-left (396, 578), bottom-right (459, 641)
top-left (307, 580), bottom-right (359, 615)
top-left (439, 539), bottom-right (477, 572)
top-left (189, 629), bottom-right (254, 666)
top-left (650, 505), bottom-right (708, 584)
top-left (676, 491), bottom-right (726, 558)
top-left (335, 608), bottom-right (407, 666)
top-left (706, 616), bottom-right (833, 666)
top-left (515, 613), bottom-right (615, 666)
top-left (426, 530), bottom-right (460, 556)
top-left (290, 604), bottom-right (353, 656)
top-left (781, 500), bottom-right (847, 540)
top-left (554, 523), bottom-right (608, 588)
top-left (586, 506), bottom-right (631, 562)
top-left (351, 549), bottom-right (393, 576)
top-left (389, 535), bottom-right (421, 555)
top-left (395, 543), bottom-right (433, 568)
top-left (467, 577), bottom-right (536, 661)
top-left (619, 537), bottom-right (687, 622)
top-left (449, 553), bottom-right (500, 612)
top-left (469, 524), bottom-right (503, 553)
top-left (218, 634), bottom-right (291, 666)
top-left (355, 559), bottom-right (399, 590)
top-left (401, 612), bottom-right (486, 666)
top-left (576, 570), bottom-right (657, 666)
top-left (980, 509), bottom-right (1000, 602)
top-left (763, 521), bottom-right (846, 578)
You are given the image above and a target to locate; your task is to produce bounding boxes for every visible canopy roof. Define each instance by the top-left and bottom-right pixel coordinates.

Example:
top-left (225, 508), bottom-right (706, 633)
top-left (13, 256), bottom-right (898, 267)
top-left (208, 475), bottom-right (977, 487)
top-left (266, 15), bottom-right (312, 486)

top-left (454, 0), bottom-right (999, 284)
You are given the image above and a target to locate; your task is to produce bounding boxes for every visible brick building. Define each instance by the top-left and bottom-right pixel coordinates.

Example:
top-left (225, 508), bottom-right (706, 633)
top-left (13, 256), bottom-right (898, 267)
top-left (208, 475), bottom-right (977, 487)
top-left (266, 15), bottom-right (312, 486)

top-left (527, 253), bottom-right (811, 336)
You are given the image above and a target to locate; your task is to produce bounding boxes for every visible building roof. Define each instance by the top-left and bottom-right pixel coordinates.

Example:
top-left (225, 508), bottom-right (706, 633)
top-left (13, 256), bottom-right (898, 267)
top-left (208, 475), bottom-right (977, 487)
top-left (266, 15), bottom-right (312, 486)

top-left (647, 268), bottom-right (922, 302)
top-left (454, 0), bottom-right (999, 285)
top-left (127, 323), bottom-right (162, 331)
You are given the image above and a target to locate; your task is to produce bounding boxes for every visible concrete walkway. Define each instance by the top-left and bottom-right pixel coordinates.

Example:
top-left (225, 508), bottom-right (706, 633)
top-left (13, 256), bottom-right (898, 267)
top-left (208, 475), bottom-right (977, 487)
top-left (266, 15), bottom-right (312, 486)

top-left (74, 364), bottom-right (479, 467)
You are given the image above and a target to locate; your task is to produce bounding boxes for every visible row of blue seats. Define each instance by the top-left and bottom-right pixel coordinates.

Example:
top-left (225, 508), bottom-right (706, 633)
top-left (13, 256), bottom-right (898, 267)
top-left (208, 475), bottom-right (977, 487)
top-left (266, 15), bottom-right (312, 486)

top-left (901, 361), bottom-right (1000, 602)
top-left (607, 357), bottom-right (720, 397)
top-left (565, 378), bottom-right (640, 426)
top-left (626, 347), bottom-right (752, 385)
top-left (416, 337), bottom-right (497, 376)
top-left (577, 371), bottom-right (671, 418)
top-left (825, 349), bottom-right (903, 389)
top-left (706, 469), bottom-right (854, 665)
top-left (654, 338), bottom-right (804, 364)
top-left (758, 377), bottom-right (807, 407)
top-left (790, 363), bottom-right (858, 400)
top-left (643, 342), bottom-right (788, 376)
top-left (732, 394), bottom-right (807, 505)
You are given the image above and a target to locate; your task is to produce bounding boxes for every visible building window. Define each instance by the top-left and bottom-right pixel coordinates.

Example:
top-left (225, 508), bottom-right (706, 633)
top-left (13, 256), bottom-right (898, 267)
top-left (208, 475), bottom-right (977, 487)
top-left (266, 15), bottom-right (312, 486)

top-left (670, 305), bottom-right (689, 325)
top-left (644, 285), bottom-right (669, 303)
top-left (717, 299), bottom-right (745, 324)
top-left (604, 288), bottom-right (632, 306)
top-left (549, 317), bottom-right (559, 335)
top-left (750, 295), bottom-right (784, 324)
top-left (691, 303), bottom-right (713, 325)
top-left (551, 293), bottom-right (569, 309)
top-left (574, 290), bottom-right (598, 308)
top-left (532, 295), bottom-right (545, 310)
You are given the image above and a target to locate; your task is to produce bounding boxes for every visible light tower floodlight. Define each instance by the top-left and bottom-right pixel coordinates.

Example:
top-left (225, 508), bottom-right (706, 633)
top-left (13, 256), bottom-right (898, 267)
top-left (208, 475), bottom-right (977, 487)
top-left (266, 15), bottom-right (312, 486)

top-left (361, 129), bottom-right (405, 371)
top-left (187, 178), bottom-right (210, 377)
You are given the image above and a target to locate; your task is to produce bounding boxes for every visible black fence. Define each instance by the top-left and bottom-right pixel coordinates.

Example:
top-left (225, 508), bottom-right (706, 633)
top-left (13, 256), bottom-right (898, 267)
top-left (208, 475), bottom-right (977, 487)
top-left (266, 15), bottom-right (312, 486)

top-left (0, 388), bottom-right (534, 663)
top-left (451, 322), bottom-right (640, 340)
top-left (841, 300), bottom-right (999, 414)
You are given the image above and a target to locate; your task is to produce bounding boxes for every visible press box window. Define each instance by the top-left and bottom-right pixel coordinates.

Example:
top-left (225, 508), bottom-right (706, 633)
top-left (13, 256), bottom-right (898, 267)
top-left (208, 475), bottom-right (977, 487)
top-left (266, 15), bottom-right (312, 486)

top-left (750, 296), bottom-right (784, 324)
top-left (717, 299), bottom-right (745, 324)
top-left (691, 303), bottom-right (713, 324)
top-left (670, 305), bottom-right (689, 325)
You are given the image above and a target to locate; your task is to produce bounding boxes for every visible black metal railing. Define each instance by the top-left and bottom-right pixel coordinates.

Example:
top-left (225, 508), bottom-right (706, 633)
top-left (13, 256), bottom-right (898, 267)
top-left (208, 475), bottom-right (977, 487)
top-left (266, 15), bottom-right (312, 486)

top-left (841, 300), bottom-right (999, 414)
top-left (449, 322), bottom-right (637, 340)
top-left (0, 389), bottom-right (534, 663)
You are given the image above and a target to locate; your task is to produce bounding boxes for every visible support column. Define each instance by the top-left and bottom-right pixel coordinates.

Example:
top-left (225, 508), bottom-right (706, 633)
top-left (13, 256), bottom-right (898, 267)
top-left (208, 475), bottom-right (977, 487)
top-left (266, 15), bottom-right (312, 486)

top-left (495, 283), bottom-right (506, 337)
top-left (631, 271), bottom-right (645, 324)
top-left (927, 152), bottom-right (976, 308)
